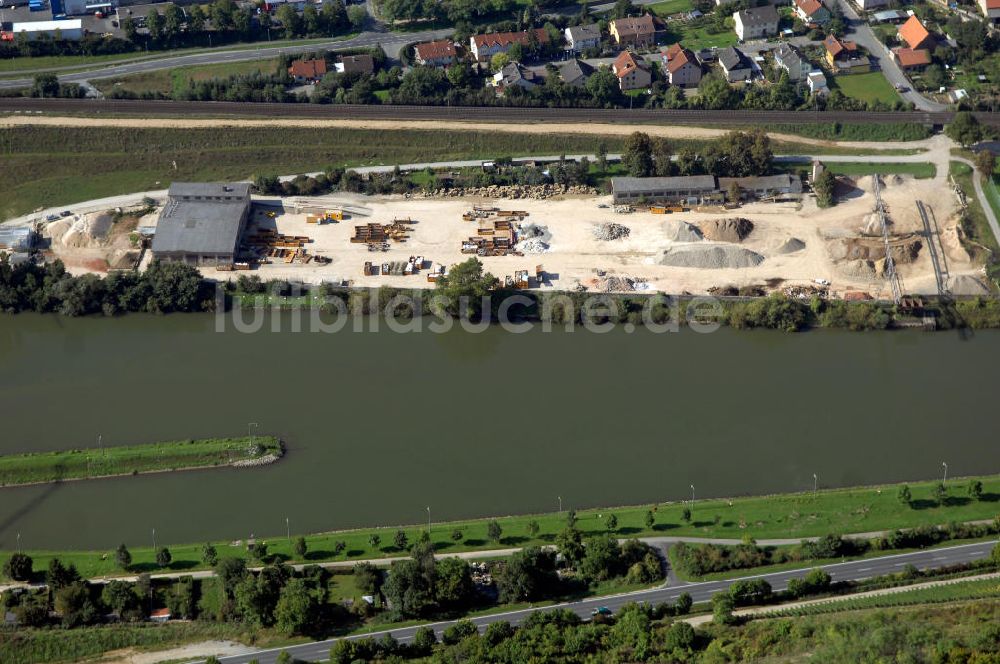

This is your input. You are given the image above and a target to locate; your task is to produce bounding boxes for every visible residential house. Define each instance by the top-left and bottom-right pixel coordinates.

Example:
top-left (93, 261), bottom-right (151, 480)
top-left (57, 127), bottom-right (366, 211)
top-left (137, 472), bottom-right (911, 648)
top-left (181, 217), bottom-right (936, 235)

top-left (565, 23), bottom-right (601, 52)
top-left (718, 46), bottom-right (753, 83)
top-left (414, 40), bottom-right (457, 67)
top-left (149, 608), bottom-right (172, 623)
top-left (823, 35), bottom-right (870, 73)
top-left (666, 47), bottom-right (702, 87)
top-left (892, 46), bottom-right (931, 71)
top-left (979, 0), bottom-right (1000, 23)
top-left (852, 0), bottom-right (889, 9)
top-left (807, 70), bottom-right (829, 95)
top-left (794, 0), bottom-right (831, 24)
top-left (287, 58), bottom-right (327, 83)
top-left (613, 50), bottom-right (652, 90)
top-left (470, 29), bottom-right (550, 62)
top-left (335, 54), bottom-right (375, 74)
top-left (898, 15), bottom-right (934, 51)
top-left (733, 5), bottom-right (779, 41)
top-left (559, 59), bottom-right (593, 87)
top-left (773, 43), bottom-right (809, 82)
top-left (609, 15), bottom-right (657, 48)
top-left (492, 62), bottom-right (540, 95)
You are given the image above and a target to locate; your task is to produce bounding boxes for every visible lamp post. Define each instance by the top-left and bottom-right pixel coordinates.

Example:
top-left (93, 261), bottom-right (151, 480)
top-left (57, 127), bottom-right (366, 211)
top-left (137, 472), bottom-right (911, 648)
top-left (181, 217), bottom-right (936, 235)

top-left (16, 532), bottom-right (20, 554)
top-left (558, 496), bottom-right (562, 513)
top-left (690, 484), bottom-right (695, 505)
top-left (152, 528), bottom-right (156, 551)
top-left (942, 462), bottom-right (948, 484)
top-left (426, 506), bottom-right (431, 534)
top-left (813, 473), bottom-right (818, 493)
top-left (286, 517), bottom-right (290, 541)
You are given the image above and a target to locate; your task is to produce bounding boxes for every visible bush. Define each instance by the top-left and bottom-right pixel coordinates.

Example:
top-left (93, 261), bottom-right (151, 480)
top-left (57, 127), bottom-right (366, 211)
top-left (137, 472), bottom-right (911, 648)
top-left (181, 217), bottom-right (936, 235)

top-left (442, 619), bottom-right (478, 645)
top-left (3, 553), bottom-right (33, 581)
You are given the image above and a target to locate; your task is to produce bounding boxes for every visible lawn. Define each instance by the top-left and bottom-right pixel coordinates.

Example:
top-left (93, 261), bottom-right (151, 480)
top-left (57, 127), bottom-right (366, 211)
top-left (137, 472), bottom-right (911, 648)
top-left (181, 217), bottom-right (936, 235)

top-left (673, 24), bottom-right (738, 50)
top-left (0, 437), bottom-right (281, 487)
top-left (828, 71), bottom-right (900, 105)
top-left (94, 58), bottom-right (280, 97)
top-left (824, 161), bottom-right (936, 179)
top-left (648, 0), bottom-right (695, 17)
top-left (11, 472), bottom-right (1000, 580)
top-left (951, 161), bottom-right (1000, 255)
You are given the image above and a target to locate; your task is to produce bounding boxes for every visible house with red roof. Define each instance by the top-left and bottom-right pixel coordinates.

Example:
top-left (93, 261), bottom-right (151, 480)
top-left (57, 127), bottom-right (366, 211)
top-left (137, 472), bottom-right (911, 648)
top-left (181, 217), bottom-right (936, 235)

top-left (287, 58), bottom-right (327, 83)
top-left (612, 51), bottom-right (651, 91)
top-left (979, 0), bottom-right (1000, 22)
top-left (898, 15), bottom-right (934, 51)
top-left (892, 47), bottom-right (931, 71)
top-left (794, 0), bottom-right (831, 25)
top-left (414, 40), bottom-right (457, 67)
top-left (666, 47), bottom-right (702, 87)
top-left (469, 29), bottom-right (550, 62)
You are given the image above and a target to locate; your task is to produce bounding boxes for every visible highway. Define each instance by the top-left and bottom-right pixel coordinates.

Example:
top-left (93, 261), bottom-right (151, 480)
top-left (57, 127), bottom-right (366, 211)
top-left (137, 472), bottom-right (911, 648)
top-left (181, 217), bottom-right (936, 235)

top-left (0, 27), bottom-right (453, 91)
top-left (200, 539), bottom-right (997, 664)
top-left (1, 97), bottom-right (989, 125)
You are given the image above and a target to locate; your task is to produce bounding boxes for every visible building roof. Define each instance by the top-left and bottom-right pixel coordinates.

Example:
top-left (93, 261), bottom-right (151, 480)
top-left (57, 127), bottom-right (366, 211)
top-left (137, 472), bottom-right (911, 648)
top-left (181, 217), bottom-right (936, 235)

top-left (494, 62), bottom-right (537, 87)
top-left (472, 29), bottom-right (549, 50)
top-left (893, 46), bottom-right (931, 67)
top-left (986, 0), bottom-right (1000, 9)
top-left (559, 59), bottom-right (593, 84)
top-left (150, 608), bottom-right (171, 618)
top-left (823, 34), bottom-right (857, 58)
top-left (872, 9), bottom-right (907, 21)
top-left (718, 174), bottom-right (803, 194)
top-left (667, 47), bottom-right (697, 73)
top-left (807, 70), bottom-right (828, 87)
top-left (566, 23), bottom-right (601, 43)
top-left (337, 54), bottom-right (374, 73)
top-left (414, 39), bottom-right (456, 61)
top-left (664, 42), bottom-right (684, 60)
top-left (736, 5), bottom-right (778, 25)
top-left (794, 0), bottom-right (826, 17)
top-left (774, 43), bottom-right (804, 67)
top-left (12, 19), bottom-right (83, 32)
top-left (151, 183), bottom-right (250, 256)
top-left (898, 15), bottom-right (931, 49)
top-left (718, 46), bottom-right (750, 71)
top-left (611, 14), bottom-right (656, 37)
top-left (611, 175), bottom-right (719, 194)
top-left (613, 50), bottom-right (647, 78)
top-left (287, 58), bottom-right (326, 79)
top-left (0, 226), bottom-right (32, 251)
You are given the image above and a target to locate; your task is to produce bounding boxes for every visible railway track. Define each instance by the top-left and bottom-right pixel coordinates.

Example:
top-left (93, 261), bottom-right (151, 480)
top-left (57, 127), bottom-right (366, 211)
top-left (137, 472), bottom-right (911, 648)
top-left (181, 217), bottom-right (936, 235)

top-left (1, 97), bottom-right (991, 125)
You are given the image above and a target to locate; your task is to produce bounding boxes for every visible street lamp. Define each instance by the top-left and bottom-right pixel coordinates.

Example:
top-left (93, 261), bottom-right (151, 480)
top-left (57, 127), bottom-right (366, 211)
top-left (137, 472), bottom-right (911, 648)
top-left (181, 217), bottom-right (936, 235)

top-left (426, 506), bottom-right (431, 533)
top-left (152, 528), bottom-right (156, 551)
top-left (813, 473), bottom-right (818, 493)
top-left (690, 485), bottom-right (695, 505)
top-left (942, 462), bottom-right (948, 484)
top-left (558, 496), bottom-right (562, 513)
top-left (286, 517), bottom-right (290, 541)
top-left (248, 422), bottom-right (259, 446)
top-left (16, 532), bottom-right (20, 554)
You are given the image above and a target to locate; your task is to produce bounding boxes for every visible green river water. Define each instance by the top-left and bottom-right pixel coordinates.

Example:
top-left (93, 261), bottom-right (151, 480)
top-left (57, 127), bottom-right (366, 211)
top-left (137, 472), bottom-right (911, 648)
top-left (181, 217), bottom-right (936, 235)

top-left (0, 312), bottom-right (996, 550)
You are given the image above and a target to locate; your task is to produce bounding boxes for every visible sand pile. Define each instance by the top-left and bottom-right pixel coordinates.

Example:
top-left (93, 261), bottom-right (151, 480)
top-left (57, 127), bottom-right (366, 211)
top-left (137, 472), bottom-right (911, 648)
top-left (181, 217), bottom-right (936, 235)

top-left (663, 219), bottom-right (703, 242)
top-left (947, 274), bottom-right (990, 296)
top-left (841, 259), bottom-right (877, 279)
top-left (56, 213), bottom-right (113, 248)
top-left (519, 238), bottom-right (549, 253)
top-left (698, 218), bottom-right (754, 243)
top-left (519, 223), bottom-right (551, 243)
top-left (861, 213), bottom-right (885, 235)
top-left (775, 237), bottom-right (806, 254)
top-left (831, 236), bottom-right (922, 264)
top-left (941, 225), bottom-right (972, 263)
top-left (659, 245), bottom-right (765, 269)
top-left (592, 222), bottom-right (631, 241)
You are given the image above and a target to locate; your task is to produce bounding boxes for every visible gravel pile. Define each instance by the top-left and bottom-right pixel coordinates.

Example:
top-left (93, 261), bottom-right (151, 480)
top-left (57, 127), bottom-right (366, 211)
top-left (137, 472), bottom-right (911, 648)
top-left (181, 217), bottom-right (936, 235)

top-left (519, 223), bottom-right (552, 243)
top-left (663, 219), bottom-right (703, 242)
top-left (659, 245), bottom-right (765, 269)
top-left (519, 238), bottom-right (550, 253)
top-left (775, 237), bottom-right (806, 254)
top-left (592, 222), bottom-right (631, 241)
top-left (840, 259), bottom-right (877, 279)
top-left (595, 275), bottom-right (645, 292)
top-left (698, 218), bottom-right (755, 243)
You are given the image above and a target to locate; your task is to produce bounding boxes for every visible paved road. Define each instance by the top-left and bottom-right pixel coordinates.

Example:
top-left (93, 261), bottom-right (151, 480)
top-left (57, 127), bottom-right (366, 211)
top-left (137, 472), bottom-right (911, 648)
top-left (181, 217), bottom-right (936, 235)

top-left (197, 539), bottom-right (997, 664)
top-left (0, 28), bottom-right (452, 90)
top-left (831, 0), bottom-right (948, 113)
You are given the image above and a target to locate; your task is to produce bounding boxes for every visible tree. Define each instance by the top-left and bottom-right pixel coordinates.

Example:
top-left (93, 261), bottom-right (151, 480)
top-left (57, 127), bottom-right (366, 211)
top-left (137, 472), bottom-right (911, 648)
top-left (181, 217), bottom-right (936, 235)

top-left (566, 509), bottom-right (578, 529)
top-left (368, 533), bottom-right (382, 550)
top-left (116, 544), bottom-right (132, 570)
top-left (146, 9), bottom-right (165, 42)
top-left (46, 559), bottom-right (80, 590)
top-left (527, 520), bottom-right (540, 538)
top-left (393, 530), bottom-right (408, 551)
top-left (556, 526), bottom-right (585, 566)
top-left (992, 542), bottom-right (1000, 565)
top-left (728, 578), bottom-right (772, 606)
top-left (346, 5), bottom-right (367, 30)
top-left (487, 520), bottom-right (503, 544)
top-left (293, 536), bottom-right (308, 559)
top-left (645, 510), bottom-right (655, 530)
top-left (946, 112), bottom-right (982, 147)
top-left (652, 137), bottom-right (673, 177)
top-left (814, 169), bottom-right (837, 208)
top-left (622, 131), bottom-right (654, 177)
top-left (31, 74), bottom-right (60, 98)
top-left (435, 557), bottom-right (474, 607)
top-left (606, 513), bottom-right (619, 532)
top-left (412, 625), bottom-right (437, 654)
top-left (156, 547), bottom-right (172, 568)
top-left (976, 151), bottom-right (996, 181)
top-left (383, 558), bottom-right (435, 617)
top-left (202, 543), bottom-right (219, 566)
top-left (663, 621), bottom-right (695, 651)
top-left (681, 507), bottom-right (692, 523)
top-left (451, 528), bottom-right (464, 542)
top-left (712, 591), bottom-right (737, 625)
top-left (491, 52), bottom-right (511, 72)
top-left (435, 258), bottom-right (497, 318)
top-left (897, 484), bottom-right (913, 506)
top-left (102, 580), bottom-right (140, 618)
top-left (275, 578), bottom-right (317, 636)
top-left (933, 482), bottom-right (949, 506)
top-left (586, 66), bottom-right (621, 107)
top-left (55, 582), bottom-right (98, 627)
top-left (969, 480), bottom-right (985, 501)
top-left (3, 553), bottom-right (32, 582)
top-left (496, 547), bottom-right (558, 603)
top-left (276, 4), bottom-right (302, 38)
top-left (674, 591), bottom-right (693, 615)
top-left (354, 562), bottom-right (383, 597)
top-left (580, 534), bottom-right (622, 581)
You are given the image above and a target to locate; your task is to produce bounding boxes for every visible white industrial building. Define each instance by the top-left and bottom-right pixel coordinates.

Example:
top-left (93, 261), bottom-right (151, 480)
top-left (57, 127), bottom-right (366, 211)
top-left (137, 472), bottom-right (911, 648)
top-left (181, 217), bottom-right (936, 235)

top-left (11, 19), bottom-right (84, 40)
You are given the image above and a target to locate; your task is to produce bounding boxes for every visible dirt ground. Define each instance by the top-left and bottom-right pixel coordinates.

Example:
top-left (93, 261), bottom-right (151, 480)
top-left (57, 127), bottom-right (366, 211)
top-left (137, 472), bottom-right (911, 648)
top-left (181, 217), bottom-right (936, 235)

top-left (220, 171), bottom-right (982, 298)
top-left (42, 210), bottom-right (144, 272)
top-left (95, 639), bottom-right (255, 664)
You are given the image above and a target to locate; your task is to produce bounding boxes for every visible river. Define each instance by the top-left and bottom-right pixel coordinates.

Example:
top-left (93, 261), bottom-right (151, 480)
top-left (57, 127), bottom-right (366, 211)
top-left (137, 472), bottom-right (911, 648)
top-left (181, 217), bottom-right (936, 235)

top-left (0, 312), bottom-right (996, 550)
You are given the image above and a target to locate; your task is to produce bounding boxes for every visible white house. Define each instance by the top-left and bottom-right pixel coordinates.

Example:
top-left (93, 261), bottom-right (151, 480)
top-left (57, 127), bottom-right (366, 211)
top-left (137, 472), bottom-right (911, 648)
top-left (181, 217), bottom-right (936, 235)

top-left (564, 24), bottom-right (601, 52)
top-left (773, 43), bottom-right (809, 82)
top-left (718, 46), bottom-right (753, 82)
top-left (733, 5), bottom-right (779, 41)
top-left (807, 70), bottom-right (828, 95)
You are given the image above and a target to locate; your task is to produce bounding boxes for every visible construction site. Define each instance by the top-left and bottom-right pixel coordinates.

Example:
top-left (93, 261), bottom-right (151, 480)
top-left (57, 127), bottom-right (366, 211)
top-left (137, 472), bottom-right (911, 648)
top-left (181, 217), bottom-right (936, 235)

top-left (21, 163), bottom-right (992, 300)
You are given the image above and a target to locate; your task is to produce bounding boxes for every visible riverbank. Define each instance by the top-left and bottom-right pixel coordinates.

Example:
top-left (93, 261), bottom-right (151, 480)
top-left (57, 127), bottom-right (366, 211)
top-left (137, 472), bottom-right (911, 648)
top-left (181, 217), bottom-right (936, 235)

top-left (7, 472), bottom-right (1000, 579)
top-left (0, 436), bottom-right (283, 488)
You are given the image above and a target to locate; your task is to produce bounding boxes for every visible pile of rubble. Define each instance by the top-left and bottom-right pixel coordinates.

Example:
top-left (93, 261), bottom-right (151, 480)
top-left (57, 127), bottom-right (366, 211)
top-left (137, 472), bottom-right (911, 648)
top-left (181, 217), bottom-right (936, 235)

top-left (593, 274), bottom-right (646, 292)
top-left (592, 222), bottom-right (631, 241)
top-left (519, 238), bottom-right (550, 253)
top-left (420, 184), bottom-right (598, 200)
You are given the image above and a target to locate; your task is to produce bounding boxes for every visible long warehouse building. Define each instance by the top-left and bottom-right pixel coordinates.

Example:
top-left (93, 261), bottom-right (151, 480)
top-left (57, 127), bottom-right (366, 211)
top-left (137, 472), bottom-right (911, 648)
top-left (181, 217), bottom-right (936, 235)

top-left (151, 182), bottom-right (251, 267)
top-left (611, 174), bottom-right (802, 205)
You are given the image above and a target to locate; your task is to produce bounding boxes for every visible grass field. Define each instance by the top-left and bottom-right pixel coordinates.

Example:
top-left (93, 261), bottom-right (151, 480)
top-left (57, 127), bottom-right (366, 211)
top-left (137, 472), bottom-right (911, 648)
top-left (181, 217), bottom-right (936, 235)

top-left (824, 162), bottom-right (936, 178)
top-left (648, 0), bottom-right (695, 16)
top-left (0, 437), bottom-right (282, 487)
top-left (9, 472), bottom-right (1000, 579)
top-left (951, 161), bottom-right (1000, 255)
top-left (94, 59), bottom-right (281, 97)
top-left (669, 23), bottom-right (738, 50)
top-left (828, 71), bottom-right (901, 105)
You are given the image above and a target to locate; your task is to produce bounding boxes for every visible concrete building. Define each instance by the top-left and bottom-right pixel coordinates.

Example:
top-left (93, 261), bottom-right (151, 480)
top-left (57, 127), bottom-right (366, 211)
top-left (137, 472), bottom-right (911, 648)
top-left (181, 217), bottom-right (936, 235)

top-left (733, 5), bottom-right (778, 41)
top-left (807, 70), bottom-right (828, 95)
top-left (11, 19), bottom-right (83, 40)
top-left (469, 29), bottom-right (549, 62)
top-left (564, 23), bottom-right (601, 52)
top-left (612, 50), bottom-right (651, 91)
top-left (413, 39), bottom-right (457, 67)
top-left (979, 0), bottom-right (1000, 22)
top-left (151, 182), bottom-right (251, 267)
top-left (611, 174), bottom-right (801, 204)
top-left (773, 43), bottom-right (809, 82)
top-left (666, 46), bottom-right (701, 87)
top-left (718, 46), bottom-right (753, 82)
top-left (609, 15), bottom-right (656, 48)
top-left (892, 46), bottom-right (931, 71)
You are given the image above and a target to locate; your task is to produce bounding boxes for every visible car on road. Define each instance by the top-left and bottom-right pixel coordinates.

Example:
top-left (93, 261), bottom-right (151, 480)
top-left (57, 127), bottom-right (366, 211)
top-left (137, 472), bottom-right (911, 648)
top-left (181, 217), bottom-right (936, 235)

top-left (45, 214), bottom-right (60, 222)
top-left (591, 607), bottom-right (613, 617)
top-left (895, 84), bottom-right (909, 93)
top-left (60, 210), bottom-right (72, 217)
